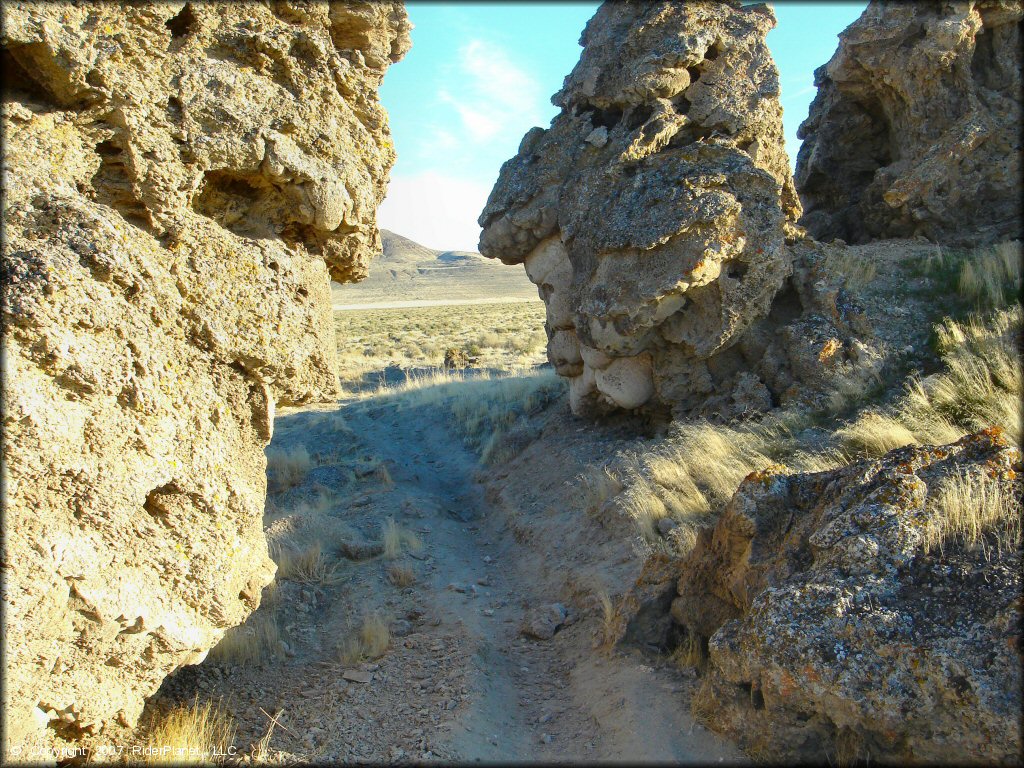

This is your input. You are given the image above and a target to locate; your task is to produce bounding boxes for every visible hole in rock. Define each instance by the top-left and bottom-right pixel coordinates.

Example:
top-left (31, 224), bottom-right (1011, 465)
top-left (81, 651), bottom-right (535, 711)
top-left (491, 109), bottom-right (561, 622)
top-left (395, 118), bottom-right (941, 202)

top-left (584, 104), bottom-right (623, 130)
top-left (166, 95), bottom-right (183, 120)
top-left (143, 483), bottom-right (179, 518)
top-left (765, 280), bottom-right (804, 326)
top-left (1, 44), bottom-right (63, 108)
top-left (91, 139), bottom-right (152, 231)
top-left (626, 104), bottom-right (654, 130)
top-left (724, 261), bottom-right (748, 280)
top-left (166, 3), bottom-right (197, 39)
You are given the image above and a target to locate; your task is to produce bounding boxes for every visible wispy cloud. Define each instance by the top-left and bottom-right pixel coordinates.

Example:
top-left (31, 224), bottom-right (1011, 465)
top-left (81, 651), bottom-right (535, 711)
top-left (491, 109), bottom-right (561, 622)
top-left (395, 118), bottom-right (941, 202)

top-left (436, 38), bottom-right (545, 146)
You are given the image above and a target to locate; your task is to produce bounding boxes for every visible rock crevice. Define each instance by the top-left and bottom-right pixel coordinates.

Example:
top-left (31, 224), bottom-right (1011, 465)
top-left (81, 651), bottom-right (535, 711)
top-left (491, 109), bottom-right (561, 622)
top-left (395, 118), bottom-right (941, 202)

top-left (1, 1), bottom-right (408, 752)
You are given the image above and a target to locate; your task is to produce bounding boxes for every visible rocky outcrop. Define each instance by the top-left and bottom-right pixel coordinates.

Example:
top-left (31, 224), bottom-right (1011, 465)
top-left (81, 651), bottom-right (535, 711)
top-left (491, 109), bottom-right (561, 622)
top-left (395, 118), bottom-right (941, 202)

top-left (672, 429), bottom-right (1022, 763)
top-left (795, 1), bottom-right (1023, 246)
top-left (478, 1), bottom-right (850, 419)
top-left (1, 1), bottom-right (408, 755)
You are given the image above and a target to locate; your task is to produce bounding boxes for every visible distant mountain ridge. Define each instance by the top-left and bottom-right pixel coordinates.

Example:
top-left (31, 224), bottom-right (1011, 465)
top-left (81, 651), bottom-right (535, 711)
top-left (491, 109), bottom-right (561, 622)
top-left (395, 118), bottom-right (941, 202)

top-left (332, 230), bottom-right (539, 307)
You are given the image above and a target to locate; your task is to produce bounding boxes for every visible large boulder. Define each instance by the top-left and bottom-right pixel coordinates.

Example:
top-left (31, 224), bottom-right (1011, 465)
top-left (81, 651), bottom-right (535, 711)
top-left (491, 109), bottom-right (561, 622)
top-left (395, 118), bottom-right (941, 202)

top-left (795, 1), bottom-right (1023, 246)
top-left (673, 429), bottom-right (1022, 763)
top-left (1, 1), bottom-right (408, 755)
top-left (478, 0), bottom-right (802, 418)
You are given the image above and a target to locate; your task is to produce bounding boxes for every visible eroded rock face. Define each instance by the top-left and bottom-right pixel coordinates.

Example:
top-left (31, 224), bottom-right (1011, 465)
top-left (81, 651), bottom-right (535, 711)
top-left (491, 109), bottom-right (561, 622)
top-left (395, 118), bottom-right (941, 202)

top-left (1, 1), bottom-right (408, 753)
top-left (478, 1), bottom-right (803, 418)
top-left (795, 1), bottom-right (1023, 245)
top-left (673, 429), bottom-right (1023, 763)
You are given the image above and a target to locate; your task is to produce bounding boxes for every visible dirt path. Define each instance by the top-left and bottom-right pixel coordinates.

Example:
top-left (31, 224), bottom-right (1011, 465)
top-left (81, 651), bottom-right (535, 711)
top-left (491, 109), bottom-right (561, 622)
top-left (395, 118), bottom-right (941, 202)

top-left (151, 387), bottom-right (744, 763)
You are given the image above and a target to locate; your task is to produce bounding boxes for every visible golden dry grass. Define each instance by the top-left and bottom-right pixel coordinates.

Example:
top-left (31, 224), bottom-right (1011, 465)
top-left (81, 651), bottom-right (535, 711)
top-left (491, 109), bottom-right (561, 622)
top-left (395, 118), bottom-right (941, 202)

top-left (840, 306), bottom-right (1021, 456)
top-left (271, 540), bottom-right (341, 585)
top-left (826, 247), bottom-right (878, 291)
top-left (616, 415), bottom-right (841, 548)
top-left (206, 613), bottom-right (281, 666)
top-left (386, 564), bottom-right (416, 587)
top-left (836, 411), bottom-right (920, 457)
top-left (959, 241), bottom-right (1022, 310)
top-left (334, 301), bottom-right (547, 384)
top-left (579, 465), bottom-right (624, 515)
top-left (925, 470), bottom-right (1021, 558)
top-left (338, 612), bottom-right (390, 666)
top-left (670, 633), bottom-right (707, 672)
top-left (141, 698), bottom-right (235, 765)
top-left (381, 517), bottom-right (422, 559)
top-left (265, 445), bottom-right (313, 493)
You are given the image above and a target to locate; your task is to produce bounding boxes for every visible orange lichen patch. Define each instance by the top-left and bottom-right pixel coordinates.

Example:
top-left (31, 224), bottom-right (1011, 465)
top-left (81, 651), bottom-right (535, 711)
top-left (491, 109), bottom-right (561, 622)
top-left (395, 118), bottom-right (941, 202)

top-left (817, 337), bottom-right (843, 363)
top-left (777, 669), bottom-right (798, 699)
top-left (744, 463), bottom-right (788, 486)
top-left (802, 665), bottom-right (821, 683)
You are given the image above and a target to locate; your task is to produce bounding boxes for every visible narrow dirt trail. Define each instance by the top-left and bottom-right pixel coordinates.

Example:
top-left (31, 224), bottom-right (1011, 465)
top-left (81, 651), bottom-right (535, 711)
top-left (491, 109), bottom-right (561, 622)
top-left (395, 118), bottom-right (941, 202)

top-left (153, 386), bottom-right (744, 763)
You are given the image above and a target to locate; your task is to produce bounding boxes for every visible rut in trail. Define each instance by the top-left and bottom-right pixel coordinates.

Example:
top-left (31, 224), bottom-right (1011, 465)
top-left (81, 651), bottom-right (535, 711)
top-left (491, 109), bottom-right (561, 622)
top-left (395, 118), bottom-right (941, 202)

top-left (150, 384), bottom-right (744, 763)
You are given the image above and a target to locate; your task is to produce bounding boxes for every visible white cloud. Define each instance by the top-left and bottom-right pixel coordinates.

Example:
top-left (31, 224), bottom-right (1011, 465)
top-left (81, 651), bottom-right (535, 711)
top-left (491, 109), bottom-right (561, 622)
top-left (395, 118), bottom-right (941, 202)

top-left (435, 38), bottom-right (545, 147)
top-left (377, 171), bottom-right (492, 252)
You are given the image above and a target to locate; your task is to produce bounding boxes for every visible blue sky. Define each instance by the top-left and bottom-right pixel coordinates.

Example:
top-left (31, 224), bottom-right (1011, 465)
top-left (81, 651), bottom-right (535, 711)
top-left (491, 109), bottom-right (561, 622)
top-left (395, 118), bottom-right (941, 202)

top-left (377, 1), bottom-right (866, 252)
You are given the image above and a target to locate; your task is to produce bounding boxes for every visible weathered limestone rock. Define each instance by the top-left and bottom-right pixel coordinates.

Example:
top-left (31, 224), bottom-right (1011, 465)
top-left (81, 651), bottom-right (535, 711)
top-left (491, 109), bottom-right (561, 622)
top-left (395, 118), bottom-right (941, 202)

top-left (795, 1), bottom-right (1023, 245)
top-left (673, 429), bottom-right (1022, 763)
top-left (1, 1), bottom-right (408, 755)
top-left (478, 1), bottom-right (804, 418)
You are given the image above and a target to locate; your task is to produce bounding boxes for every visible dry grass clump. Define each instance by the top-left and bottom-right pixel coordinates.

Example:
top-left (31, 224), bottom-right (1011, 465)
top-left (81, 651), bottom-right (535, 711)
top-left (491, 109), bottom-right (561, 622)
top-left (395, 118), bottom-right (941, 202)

top-left (381, 517), bottom-right (422, 559)
top-left (959, 241), bottom-right (1021, 310)
top-left (590, 587), bottom-right (619, 649)
top-left (617, 416), bottom-right (839, 548)
top-left (836, 411), bottom-right (920, 457)
top-left (338, 612), bottom-right (390, 666)
top-left (386, 564), bottom-right (416, 587)
top-left (670, 633), bottom-right (707, 672)
top-left (826, 247), bottom-right (878, 291)
top-left (207, 613), bottom-right (281, 666)
top-left (924, 470), bottom-right (1021, 558)
top-left (142, 698), bottom-right (236, 765)
top-left (266, 445), bottom-right (314, 493)
top-left (271, 540), bottom-right (341, 585)
top-left (840, 306), bottom-right (1021, 456)
top-left (578, 465), bottom-right (623, 515)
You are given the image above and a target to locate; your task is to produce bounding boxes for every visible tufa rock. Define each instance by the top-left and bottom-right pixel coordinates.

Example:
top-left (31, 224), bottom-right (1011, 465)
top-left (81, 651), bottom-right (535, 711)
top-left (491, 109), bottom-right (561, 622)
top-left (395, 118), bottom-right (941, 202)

top-left (795, 1), bottom-right (1023, 246)
top-left (520, 603), bottom-right (568, 640)
top-left (1, 1), bottom-right (408, 755)
top-left (673, 429), bottom-right (1022, 763)
top-left (478, 1), bottom-right (804, 418)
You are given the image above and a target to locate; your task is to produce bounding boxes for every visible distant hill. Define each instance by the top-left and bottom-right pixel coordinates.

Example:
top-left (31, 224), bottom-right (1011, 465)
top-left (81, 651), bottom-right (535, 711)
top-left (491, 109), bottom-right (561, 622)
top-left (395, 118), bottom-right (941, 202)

top-left (332, 230), bottom-right (539, 308)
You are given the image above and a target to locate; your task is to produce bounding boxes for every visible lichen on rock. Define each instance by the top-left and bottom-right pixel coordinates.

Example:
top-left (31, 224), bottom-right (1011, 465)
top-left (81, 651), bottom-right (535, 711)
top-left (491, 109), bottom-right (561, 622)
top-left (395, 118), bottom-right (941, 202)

top-left (673, 429), bottom-right (1023, 763)
top-left (1, 0), bottom-right (408, 754)
top-left (478, 1), bottom-right (813, 419)
top-left (795, 0), bottom-right (1023, 245)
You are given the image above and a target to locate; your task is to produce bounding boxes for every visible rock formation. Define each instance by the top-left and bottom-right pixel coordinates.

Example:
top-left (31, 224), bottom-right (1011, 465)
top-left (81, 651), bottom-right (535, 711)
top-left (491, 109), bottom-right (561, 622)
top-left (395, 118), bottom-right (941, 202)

top-left (795, 1), bottom-right (1023, 246)
top-left (477, 1), bottom-right (838, 419)
top-left (672, 429), bottom-right (1022, 763)
top-left (1, 1), bottom-right (408, 754)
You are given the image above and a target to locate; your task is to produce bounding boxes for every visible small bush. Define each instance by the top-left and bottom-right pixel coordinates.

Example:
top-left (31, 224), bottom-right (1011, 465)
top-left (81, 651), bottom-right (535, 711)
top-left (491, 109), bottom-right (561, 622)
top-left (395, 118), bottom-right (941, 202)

top-left (386, 564), bottom-right (416, 587)
top-left (381, 518), bottom-right (422, 559)
top-left (142, 698), bottom-right (235, 765)
top-left (271, 540), bottom-right (340, 585)
top-left (338, 612), bottom-right (390, 666)
top-left (207, 613), bottom-right (281, 666)
top-left (924, 470), bottom-right (1020, 558)
top-left (266, 445), bottom-right (313, 493)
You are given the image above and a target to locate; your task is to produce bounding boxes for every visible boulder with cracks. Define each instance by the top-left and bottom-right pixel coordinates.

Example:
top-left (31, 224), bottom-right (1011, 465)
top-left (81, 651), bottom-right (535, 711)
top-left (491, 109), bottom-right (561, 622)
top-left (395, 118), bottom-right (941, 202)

top-left (673, 429), bottom-right (1022, 763)
top-left (795, 0), bottom-right (1023, 246)
top-left (478, 1), bottom-right (811, 419)
top-left (1, 1), bottom-right (408, 755)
